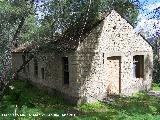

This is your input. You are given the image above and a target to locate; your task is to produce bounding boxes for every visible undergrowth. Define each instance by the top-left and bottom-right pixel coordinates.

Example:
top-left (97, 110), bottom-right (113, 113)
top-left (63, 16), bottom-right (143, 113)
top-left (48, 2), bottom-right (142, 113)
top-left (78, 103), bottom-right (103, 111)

top-left (0, 80), bottom-right (160, 120)
top-left (152, 83), bottom-right (160, 91)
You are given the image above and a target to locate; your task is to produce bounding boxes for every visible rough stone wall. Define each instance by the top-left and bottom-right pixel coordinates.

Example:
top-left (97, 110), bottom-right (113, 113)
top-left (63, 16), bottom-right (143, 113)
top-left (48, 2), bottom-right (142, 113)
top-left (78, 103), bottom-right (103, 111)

top-left (12, 51), bottom-right (81, 103)
top-left (73, 23), bottom-right (107, 103)
top-left (28, 53), bottom-right (53, 89)
top-left (12, 52), bottom-right (30, 80)
top-left (12, 10), bottom-right (153, 104)
top-left (99, 10), bottom-right (153, 95)
top-left (46, 52), bottom-right (81, 99)
top-left (22, 52), bottom-right (81, 101)
top-left (72, 10), bottom-right (153, 103)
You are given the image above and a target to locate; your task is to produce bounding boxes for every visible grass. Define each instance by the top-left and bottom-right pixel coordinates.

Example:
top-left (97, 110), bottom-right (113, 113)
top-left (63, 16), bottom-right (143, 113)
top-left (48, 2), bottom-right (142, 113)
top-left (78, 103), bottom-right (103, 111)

top-left (0, 80), bottom-right (160, 120)
top-left (152, 83), bottom-right (160, 91)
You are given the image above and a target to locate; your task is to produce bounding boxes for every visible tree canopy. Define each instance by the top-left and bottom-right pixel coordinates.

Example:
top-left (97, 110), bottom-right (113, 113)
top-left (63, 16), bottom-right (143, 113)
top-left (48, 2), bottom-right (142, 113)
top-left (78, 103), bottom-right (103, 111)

top-left (37, 0), bottom-right (140, 39)
top-left (0, 0), bottom-right (140, 99)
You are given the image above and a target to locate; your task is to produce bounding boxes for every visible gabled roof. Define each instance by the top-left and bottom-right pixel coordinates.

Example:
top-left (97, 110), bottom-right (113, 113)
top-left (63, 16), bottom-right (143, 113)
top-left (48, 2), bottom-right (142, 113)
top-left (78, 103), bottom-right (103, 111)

top-left (12, 10), bottom-right (152, 53)
top-left (138, 33), bottom-right (153, 48)
top-left (12, 17), bottom-right (106, 53)
top-left (11, 42), bottom-right (33, 53)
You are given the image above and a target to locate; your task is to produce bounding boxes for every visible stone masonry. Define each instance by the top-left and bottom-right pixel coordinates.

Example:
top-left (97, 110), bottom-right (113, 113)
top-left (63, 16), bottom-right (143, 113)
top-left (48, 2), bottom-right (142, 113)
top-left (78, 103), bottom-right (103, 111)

top-left (12, 10), bottom-right (153, 104)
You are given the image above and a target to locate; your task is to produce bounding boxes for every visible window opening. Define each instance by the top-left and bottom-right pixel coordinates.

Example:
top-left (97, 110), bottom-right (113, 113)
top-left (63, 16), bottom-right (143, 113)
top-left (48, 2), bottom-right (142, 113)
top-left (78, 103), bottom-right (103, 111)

top-left (34, 58), bottom-right (38, 76)
top-left (63, 57), bottom-right (69, 84)
top-left (133, 55), bottom-right (144, 78)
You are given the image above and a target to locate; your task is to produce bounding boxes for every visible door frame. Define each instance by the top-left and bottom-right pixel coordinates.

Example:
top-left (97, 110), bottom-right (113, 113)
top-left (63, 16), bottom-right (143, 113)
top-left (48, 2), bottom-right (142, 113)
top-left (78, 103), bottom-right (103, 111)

top-left (107, 56), bottom-right (121, 94)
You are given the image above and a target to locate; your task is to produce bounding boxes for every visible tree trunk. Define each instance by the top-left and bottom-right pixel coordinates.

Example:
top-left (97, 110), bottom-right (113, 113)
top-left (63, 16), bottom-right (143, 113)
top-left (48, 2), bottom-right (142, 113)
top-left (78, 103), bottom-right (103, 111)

top-left (12, 17), bottom-right (25, 47)
top-left (0, 0), bottom-right (35, 101)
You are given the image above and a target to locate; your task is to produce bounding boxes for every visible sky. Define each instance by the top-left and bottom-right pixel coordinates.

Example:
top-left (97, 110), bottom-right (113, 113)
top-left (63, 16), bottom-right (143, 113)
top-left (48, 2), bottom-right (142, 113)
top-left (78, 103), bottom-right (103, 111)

top-left (136, 0), bottom-right (160, 39)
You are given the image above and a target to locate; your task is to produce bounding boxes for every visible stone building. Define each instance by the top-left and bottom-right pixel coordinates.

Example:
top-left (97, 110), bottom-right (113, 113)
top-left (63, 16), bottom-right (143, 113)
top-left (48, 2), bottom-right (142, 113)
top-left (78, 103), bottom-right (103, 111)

top-left (12, 10), bottom-right (153, 104)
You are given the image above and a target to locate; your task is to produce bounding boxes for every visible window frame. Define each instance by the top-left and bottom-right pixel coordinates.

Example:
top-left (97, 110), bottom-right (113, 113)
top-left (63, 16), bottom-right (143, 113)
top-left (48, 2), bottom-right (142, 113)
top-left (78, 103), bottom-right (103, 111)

top-left (41, 68), bottom-right (45, 79)
top-left (34, 58), bottom-right (38, 77)
top-left (62, 57), bottom-right (69, 85)
top-left (22, 54), bottom-right (26, 73)
top-left (103, 53), bottom-right (105, 64)
top-left (133, 55), bottom-right (144, 78)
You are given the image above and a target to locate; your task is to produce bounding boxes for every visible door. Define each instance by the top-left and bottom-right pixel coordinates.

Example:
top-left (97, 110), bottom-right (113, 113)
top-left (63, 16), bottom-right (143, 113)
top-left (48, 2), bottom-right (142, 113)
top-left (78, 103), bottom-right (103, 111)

top-left (107, 56), bottom-right (121, 95)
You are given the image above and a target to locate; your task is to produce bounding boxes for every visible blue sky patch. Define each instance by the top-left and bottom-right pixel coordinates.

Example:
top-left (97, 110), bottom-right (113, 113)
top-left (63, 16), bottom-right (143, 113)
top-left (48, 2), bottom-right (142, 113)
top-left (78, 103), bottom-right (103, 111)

top-left (136, 0), bottom-right (160, 39)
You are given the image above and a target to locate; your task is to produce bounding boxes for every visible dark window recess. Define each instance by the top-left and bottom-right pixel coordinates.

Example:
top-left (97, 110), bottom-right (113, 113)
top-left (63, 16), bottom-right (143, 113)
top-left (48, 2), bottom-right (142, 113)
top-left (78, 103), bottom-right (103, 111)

top-left (34, 58), bottom-right (38, 76)
top-left (133, 55), bottom-right (144, 78)
top-left (103, 53), bottom-right (105, 64)
top-left (26, 53), bottom-right (29, 71)
top-left (63, 57), bottom-right (69, 84)
top-left (22, 54), bottom-right (26, 73)
top-left (41, 68), bottom-right (45, 79)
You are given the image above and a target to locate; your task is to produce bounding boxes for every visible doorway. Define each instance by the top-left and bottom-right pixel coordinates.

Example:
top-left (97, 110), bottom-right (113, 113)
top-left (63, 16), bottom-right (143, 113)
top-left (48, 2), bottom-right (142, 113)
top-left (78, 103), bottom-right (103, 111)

top-left (106, 56), bottom-right (121, 95)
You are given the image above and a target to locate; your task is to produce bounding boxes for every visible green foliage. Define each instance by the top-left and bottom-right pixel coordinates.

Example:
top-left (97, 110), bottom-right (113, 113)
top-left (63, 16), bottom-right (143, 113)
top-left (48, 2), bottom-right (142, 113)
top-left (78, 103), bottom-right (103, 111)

top-left (152, 83), bottom-right (160, 91)
top-left (1, 80), bottom-right (160, 120)
top-left (0, 80), bottom-right (74, 120)
top-left (0, 0), bottom-right (37, 48)
top-left (0, 0), bottom-right (38, 87)
top-left (153, 52), bottom-right (160, 83)
top-left (0, 0), bottom-right (140, 73)
top-left (20, 14), bottom-right (38, 42)
top-left (103, 0), bottom-right (139, 24)
top-left (38, 0), bottom-right (139, 40)
top-left (79, 102), bottom-right (107, 112)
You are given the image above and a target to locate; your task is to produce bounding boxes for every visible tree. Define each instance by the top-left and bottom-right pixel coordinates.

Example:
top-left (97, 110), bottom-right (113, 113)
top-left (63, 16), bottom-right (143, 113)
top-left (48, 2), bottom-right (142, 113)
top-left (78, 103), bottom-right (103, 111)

top-left (0, 0), bottom-right (140, 100)
top-left (100, 0), bottom-right (140, 26)
top-left (0, 0), bottom-right (37, 100)
top-left (140, 5), bottom-right (160, 83)
top-left (37, 0), bottom-right (139, 41)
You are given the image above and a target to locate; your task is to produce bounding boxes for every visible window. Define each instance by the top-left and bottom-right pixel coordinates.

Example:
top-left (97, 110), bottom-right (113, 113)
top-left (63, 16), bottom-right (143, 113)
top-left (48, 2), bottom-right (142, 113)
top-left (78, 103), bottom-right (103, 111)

top-left (34, 58), bottom-right (38, 76)
top-left (26, 53), bottom-right (29, 72)
top-left (133, 55), bottom-right (144, 78)
top-left (63, 57), bottom-right (69, 84)
top-left (22, 54), bottom-right (26, 73)
top-left (41, 68), bottom-right (45, 79)
top-left (103, 53), bottom-right (105, 64)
